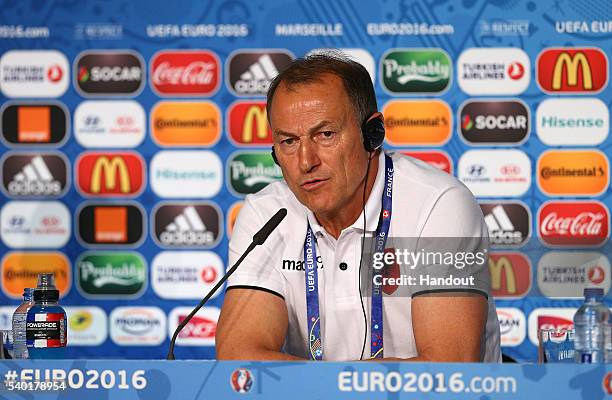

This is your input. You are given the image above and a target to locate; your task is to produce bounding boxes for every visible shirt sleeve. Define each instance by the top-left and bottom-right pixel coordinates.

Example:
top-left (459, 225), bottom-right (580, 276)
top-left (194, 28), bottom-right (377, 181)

top-left (410, 185), bottom-right (491, 298)
top-left (225, 195), bottom-right (287, 299)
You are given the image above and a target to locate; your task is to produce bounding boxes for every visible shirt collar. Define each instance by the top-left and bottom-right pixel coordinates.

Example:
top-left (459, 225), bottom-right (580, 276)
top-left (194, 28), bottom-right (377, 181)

top-left (306, 150), bottom-right (386, 236)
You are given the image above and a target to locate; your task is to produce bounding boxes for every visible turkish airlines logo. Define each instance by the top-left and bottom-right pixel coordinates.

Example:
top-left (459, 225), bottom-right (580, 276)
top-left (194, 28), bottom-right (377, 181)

top-left (480, 202), bottom-right (530, 247)
top-left (1, 102), bottom-right (68, 146)
top-left (489, 252), bottom-right (531, 298)
top-left (537, 150), bottom-right (609, 196)
top-left (227, 101), bottom-right (272, 146)
top-left (537, 252), bottom-right (610, 298)
top-left (538, 201), bottom-right (609, 246)
top-left (153, 202), bottom-right (222, 248)
top-left (76, 152), bottom-right (145, 197)
top-left (226, 50), bottom-right (293, 96)
top-left (77, 203), bottom-right (144, 246)
top-left (1, 152), bottom-right (69, 197)
top-left (537, 48), bottom-right (608, 93)
top-left (150, 50), bottom-right (220, 96)
top-left (0, 50), bottom-right (69, 98)
top-left (402, 151), bottom-right (452, 174)
top-left (459, 100), bottom-right (530, 144)
top-left (457, 48), bottom-right (530, 95)
top-left (75, 51), bottom-right (145, 96)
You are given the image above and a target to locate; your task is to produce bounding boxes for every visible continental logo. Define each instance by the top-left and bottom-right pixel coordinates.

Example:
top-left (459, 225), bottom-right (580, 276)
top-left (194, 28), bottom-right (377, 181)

top-left (226, 201), bottom-right (243, 239)
top-left (76, 152), bottom-right (145, 197)
top-left (488, 252), bottom-right (531, 298)
top-left (151, 101), bottom-right (221, 146)
top-left (1, 252), bottom-right (71, 299)
top-left (382, 100), bottom-right (451, 146)
top-left (537, 150), bottom-right (609, 196)
top-left (227, 101), bottom-right (272, 146)
top-left (1, 102), bottom-right (68, 146)
top-left (537, 48), bottom-right (608, 93)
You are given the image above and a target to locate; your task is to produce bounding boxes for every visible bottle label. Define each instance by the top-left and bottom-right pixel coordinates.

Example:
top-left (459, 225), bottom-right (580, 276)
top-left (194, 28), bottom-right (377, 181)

top-left (26, 312), bottom-right (66, 348)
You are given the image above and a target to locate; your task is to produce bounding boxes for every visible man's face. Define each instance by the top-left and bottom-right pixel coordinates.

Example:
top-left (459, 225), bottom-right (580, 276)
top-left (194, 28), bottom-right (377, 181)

top-left (269, 74), bottom-right (369, 218)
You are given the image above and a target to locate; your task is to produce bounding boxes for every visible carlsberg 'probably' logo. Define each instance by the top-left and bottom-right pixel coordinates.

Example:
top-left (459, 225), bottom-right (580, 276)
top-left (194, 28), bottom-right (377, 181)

top-left (228, 152), bottom-right (283, 195)
top-left (381, 49), bottom-right (451, 94)
top-left (77, 252), bottom-right (146, 298)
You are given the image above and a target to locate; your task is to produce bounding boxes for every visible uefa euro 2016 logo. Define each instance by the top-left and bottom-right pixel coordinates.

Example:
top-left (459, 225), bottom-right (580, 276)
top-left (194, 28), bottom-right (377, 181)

top-left (230, 368), bottom-right (254, 393)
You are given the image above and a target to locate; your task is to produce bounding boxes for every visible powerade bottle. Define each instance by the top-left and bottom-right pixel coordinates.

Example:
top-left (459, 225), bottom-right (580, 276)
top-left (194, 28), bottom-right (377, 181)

top-left (11, 288), bottom-right (34, 359)
top-left (26, 273), bottom-right (67, 359)
top-left (574, 288), bottom-right (610, 363)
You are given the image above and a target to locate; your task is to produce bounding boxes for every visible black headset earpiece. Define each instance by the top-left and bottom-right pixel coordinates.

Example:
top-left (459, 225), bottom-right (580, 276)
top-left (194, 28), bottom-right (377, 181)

top-left (361, 114), bottom-right (385, 153)
top-left (271, 146), bottom-right (279, 166)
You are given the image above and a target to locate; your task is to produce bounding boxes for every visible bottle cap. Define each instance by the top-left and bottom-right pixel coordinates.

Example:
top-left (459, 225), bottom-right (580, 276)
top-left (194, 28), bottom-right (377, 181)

top-left (584, 287), bottom-right (604, 298)
top-left (33, 273), bottom-right (59, 302)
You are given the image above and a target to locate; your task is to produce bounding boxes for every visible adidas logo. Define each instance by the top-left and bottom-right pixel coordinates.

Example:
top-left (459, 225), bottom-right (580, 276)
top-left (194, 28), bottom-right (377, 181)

top-left (159, 206), bottom-right (215, 246)
top-left (7, 156), bottom-right (62, 196)
top-left (484, 205), bottom-right (523, 245)
top-left (234, 54), bottom-right (280, 94)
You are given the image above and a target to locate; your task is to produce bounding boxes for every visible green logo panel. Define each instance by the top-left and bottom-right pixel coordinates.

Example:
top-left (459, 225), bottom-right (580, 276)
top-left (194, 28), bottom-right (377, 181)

top-left (381, 49), bottom-right (452, 93)
top-left (228, 151), bottom-right (283, 195)
top-left (77, 252), bottom-right (146, 297)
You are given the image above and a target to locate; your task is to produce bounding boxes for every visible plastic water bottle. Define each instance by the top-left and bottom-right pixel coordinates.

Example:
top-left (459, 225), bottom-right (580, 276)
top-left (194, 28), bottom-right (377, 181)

top-left (574, 288), bottom-right (610, 363)
top-left (26, 273), bottom-right (67, 359)
top-left (11, 288), bottom-right (34, 359)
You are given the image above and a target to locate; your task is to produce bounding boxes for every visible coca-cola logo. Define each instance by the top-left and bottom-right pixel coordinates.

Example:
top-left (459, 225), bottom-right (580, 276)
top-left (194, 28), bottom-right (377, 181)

top-left (178, 315), bottom-right (216, 339)
top-left (538, 201), bottom-right (609, 246)
top-left (537, 315), bottom-right (573, 332)
top-left (150, 51), bottom-right (220, 96)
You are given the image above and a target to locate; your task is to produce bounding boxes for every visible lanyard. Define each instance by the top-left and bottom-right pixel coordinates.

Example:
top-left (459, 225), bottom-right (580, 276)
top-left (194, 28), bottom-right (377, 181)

top-left (304, 154), bottom-right (394, 360)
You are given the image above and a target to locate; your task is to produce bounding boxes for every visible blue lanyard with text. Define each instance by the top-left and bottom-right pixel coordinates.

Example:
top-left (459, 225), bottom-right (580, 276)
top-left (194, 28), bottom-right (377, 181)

top-left (304, 154), bottom-right (394, 360)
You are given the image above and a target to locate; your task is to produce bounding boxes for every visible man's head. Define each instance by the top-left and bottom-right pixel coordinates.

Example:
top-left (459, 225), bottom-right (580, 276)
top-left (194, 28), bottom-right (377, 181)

top-left (266, 52), bottom-right (382, 222)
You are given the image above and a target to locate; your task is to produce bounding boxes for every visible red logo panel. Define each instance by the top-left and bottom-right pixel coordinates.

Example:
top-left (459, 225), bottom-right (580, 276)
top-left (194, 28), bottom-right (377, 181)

top-left (489, 252), bottom-right (531, 298)
top-left (537, 315), bottom-right (573, 332)
top-left (178, 315), bottom-right (216, 339)
top-left (403, 151), bottom-right (452, 174)
top-left (228, 101), bottom-right (272, 145)
top-left (537, 48), bottom-right (608, 93)
top-left (151, 51), bottom-right (220, 96)
top-left (538, 201), bottom-right (609, 246)
top-left (76, 152), bottom-right (145, 197)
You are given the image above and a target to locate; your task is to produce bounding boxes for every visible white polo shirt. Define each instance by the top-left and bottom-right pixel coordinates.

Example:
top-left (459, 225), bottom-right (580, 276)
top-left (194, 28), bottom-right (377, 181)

top-left (226, 150), bottom-right (501, 362)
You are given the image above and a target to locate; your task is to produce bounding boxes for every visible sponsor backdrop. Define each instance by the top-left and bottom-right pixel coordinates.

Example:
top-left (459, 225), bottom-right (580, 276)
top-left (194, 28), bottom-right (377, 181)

top-left (0, 0), bottom-right (610, 362)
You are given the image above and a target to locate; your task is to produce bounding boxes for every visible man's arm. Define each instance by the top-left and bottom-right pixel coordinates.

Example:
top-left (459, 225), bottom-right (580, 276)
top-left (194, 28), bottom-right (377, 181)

top-left (216, 288), bottom-right (304, 360)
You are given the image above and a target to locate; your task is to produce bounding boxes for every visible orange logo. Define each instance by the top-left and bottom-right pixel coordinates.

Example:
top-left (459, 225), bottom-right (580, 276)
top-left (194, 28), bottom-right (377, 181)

top-left (18, 106), bottom-right (50, 142)
top-left (1, 252), bottom-right (71, 298)
top-left (94, 206), bottom-right (127, 243)
top-left (151, 101), bottom-right (221, 146)
top-left (538, 150), bottom-right (609, 196)
top-left (382, 100), bottom-right (451, 145)
top-left (226, 201), bottom-right (243, 238)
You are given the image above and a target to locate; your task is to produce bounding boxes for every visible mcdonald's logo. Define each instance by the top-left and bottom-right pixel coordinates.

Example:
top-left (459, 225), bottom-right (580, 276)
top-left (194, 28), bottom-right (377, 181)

top-left (537, 48), bottom-right (608, 93)
top-left (76, 152), bottom-right (145, 197)
top-left (488, 252), bottom-right (531, 298)
top-left (228, 101), bottom-right (272, 146)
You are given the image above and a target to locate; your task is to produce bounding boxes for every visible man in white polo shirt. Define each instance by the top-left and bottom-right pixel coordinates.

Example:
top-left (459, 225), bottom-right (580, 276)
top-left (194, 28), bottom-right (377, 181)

top-left (216, 53), bottom-right (501, 362)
